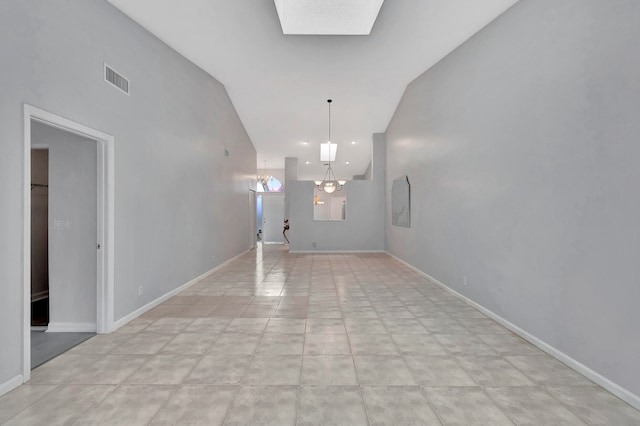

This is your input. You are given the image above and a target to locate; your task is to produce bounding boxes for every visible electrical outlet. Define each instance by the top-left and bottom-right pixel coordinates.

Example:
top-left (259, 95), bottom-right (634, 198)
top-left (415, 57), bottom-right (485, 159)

top-left (463, 276), bottom-right (468, 286)
top-left (138, 286), bottom-right (143, 296)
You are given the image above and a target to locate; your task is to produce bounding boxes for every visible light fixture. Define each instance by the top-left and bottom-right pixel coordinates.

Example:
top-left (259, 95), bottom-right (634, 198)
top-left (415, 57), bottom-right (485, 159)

top-left (315, 163), bottom-right (346, 194)
top-left (345, 161), bottom-right (351, 165)
top-left (258, 160), bottom-right (271, 191)
top-left (315, 99), bottom-right (346, 193)
top-left (305, 161), bottom-right (310, 165)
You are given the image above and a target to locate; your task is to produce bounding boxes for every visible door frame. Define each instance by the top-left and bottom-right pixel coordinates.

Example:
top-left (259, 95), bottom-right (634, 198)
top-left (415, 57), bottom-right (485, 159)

top-left (22, 104), bottom-right (115, 382)
top-left (249, 189), bottom-right (257, 250)
top-left (261, 192), bottom-right (285, 244)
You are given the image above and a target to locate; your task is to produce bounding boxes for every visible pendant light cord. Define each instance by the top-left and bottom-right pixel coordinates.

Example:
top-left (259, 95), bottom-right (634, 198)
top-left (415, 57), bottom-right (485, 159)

top-left (327, 99), bottom-right (332, 144)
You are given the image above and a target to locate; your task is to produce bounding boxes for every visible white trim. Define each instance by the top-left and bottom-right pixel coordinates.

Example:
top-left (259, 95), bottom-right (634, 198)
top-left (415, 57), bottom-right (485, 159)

top-left (289, 250), bottom-right (385, 254)
top-left (385, 251), bottom-right (640, 411)
top-left (23, 104), bottom-right (116, 384)
top-left (0, 375), bottom-right (24, 397)
top-left (46, 322), bottom-right (97, 333)
top-left (112, 249), bottom-right (251, 331)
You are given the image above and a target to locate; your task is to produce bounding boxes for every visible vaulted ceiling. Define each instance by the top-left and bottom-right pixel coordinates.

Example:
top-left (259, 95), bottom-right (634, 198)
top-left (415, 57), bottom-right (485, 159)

top-left (107, 0), bottom-right (519, 179)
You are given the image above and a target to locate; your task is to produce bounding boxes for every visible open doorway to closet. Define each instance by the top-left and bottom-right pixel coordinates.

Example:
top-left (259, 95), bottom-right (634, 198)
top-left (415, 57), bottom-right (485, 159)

top-left (29, 121), bottom-right (98, 368)
top-left (23, 105), bottom-right (115, 382)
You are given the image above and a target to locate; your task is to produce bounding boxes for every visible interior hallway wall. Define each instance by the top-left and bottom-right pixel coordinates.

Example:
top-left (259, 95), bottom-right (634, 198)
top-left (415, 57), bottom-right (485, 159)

top-left (0, 0), bottom-right (256, 387)
top-left (288, 133), bottom-right (385, 252)
top-left (385, 0), bottom-right (640, 397)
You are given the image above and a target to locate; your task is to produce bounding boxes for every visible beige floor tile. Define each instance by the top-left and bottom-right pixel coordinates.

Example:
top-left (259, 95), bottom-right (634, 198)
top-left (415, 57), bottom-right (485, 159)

top-left (30, 354), bottom-right (147, 385)
top-left (161, 332), bottom-right (218, 354)
top-left (143, 317), bottom-right (195, 334)
top-left (125, 354), bottom-right (201, 384)
top-left (74, 384), bottom-right (175, 425)
top-left (298, 386), bottom-right (369, 426)
top-left (353, 355), bottom-right (417, 386)
top-left (485, 387), bottom-right (587, 425)
top-left (344, 318), bottom-right (388, 334)
top-left (67, 333), bottom-right (133, 355)
top-left (404, 356), bottom-right (477, 386)
top-left (255, 333), bottom-right (304, 355)
top-left (209, 304), bottom-right (248, 317)
top-left (546, 386), bottom-right (640, 425)
top-left (2, 249), bottom-right (635, 425)
top-left (301, 355), bottom-right (358, 385)
top-left (185, 355), bottom-right (252, 384)
top-left (456, 356), bottom-right (535, 386)
top-left (419, 318), bottom-right (469, 334)
top-left (225, 318), bottom-right (269, 334)
top-left (348, 334), bottom-right (400, 356)
top-left (110, 333), bottom-right (175, 355)
top-left (224, 386), bottom-right (297, 425)
top-left (243, 355), bottom-right (302, 385)
top-left (362, 386), bottom-right (441, 425)
top-left (113, 317), bottom-right (155, 333)
top-left (434, 333), bottom-right (497, 356)
top-left (0, 385), bottom-right (57, 424)
top-left (304, 333), bottom-right (352, 355)
top-left (184, 317), bottom-right (231, 334)
top-left (4, 385), bottom-right (115, 426)
top-left (477, 333), bottom-right (542, 356)
top-left (265, 318), bottom-right (306, 334)
top-left (506, 355), bottom-right (595, 386)
top-left (150, 385), bottom-right (236, 425)
top-left (208, 333), bottom-right (262, 355)
top-left (305, 318), bottom-right (346, 334)
top-left (392, 334), bottom-right (448, 355)
top-left (425, 387), bottom-right (514, 425)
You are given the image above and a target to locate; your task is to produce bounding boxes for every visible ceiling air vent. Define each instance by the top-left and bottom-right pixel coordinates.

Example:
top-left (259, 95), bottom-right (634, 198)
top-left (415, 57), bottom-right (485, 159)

top-left (104, 63), bottom-right (130, 95)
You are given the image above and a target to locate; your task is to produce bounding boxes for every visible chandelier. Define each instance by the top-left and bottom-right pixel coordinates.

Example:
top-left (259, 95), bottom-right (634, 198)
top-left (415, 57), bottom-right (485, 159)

top-left (258, 160), bottom-right (271, 192)
top-left (315, 99), bottom-right (346, 193)
top-left (315, 162), bottom-right (346, 194)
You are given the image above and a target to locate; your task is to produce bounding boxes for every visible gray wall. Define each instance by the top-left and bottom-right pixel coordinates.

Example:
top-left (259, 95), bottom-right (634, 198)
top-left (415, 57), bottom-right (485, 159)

top-left (385, 0), bottom-right (640, 396)
top-left (32, 122), bottom-right (98, 329)
top-left (289, 133), bottom-right (385, 252)
top-left (0, 0), bottom-right (256, 386)
top-left (284, 157), bottom-right (298, 219)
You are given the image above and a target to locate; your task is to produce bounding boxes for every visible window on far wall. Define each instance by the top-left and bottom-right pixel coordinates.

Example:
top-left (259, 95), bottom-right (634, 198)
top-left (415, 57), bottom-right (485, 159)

top-left (257, 176), bottom-right (284, 193)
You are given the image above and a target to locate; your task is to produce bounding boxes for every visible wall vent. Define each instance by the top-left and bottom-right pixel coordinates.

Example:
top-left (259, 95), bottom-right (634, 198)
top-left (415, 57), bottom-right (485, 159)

top-left (224, 148), bottom-right (231, 158)
top-left (104, 63), bottom-right (130, 95)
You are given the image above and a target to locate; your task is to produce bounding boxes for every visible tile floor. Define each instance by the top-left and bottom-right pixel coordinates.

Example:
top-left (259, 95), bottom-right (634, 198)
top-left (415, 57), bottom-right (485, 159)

top-left (2, 245), bottom-right (640, 425)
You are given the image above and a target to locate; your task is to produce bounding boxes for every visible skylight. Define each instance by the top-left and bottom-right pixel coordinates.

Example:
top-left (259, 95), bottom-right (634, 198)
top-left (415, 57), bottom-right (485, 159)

top-left (274, 0), bottom-right (385, 35)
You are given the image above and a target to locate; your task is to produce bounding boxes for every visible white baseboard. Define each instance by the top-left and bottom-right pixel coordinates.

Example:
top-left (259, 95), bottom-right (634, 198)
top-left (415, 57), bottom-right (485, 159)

top-left (0, 375), bottom-right (24, 397)
top-left (111, 249), bottom-right (251, 331)
top-left (47, 322), bottom-right (97, 333)
top-left (385, 251), bottom-right (640, 411)
top-left (289, 250), bottom-right (386, 254)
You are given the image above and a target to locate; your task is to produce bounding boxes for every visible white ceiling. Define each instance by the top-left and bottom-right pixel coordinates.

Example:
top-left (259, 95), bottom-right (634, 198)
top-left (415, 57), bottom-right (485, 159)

top-left (106, 0), bottom-right (518, 180)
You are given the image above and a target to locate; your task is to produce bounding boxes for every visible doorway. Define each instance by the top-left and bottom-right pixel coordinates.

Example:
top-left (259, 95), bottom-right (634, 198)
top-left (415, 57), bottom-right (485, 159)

top-left (30, 149), bottom-right (50, 328)
top-left (29, 122), bottom-right (99, 368)
top-left (249, 189), bottom-right (257, 250)
top-left (23, 105), bottom-right (115, 382)
top-left (261, 193), bottom-right (285, 244)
